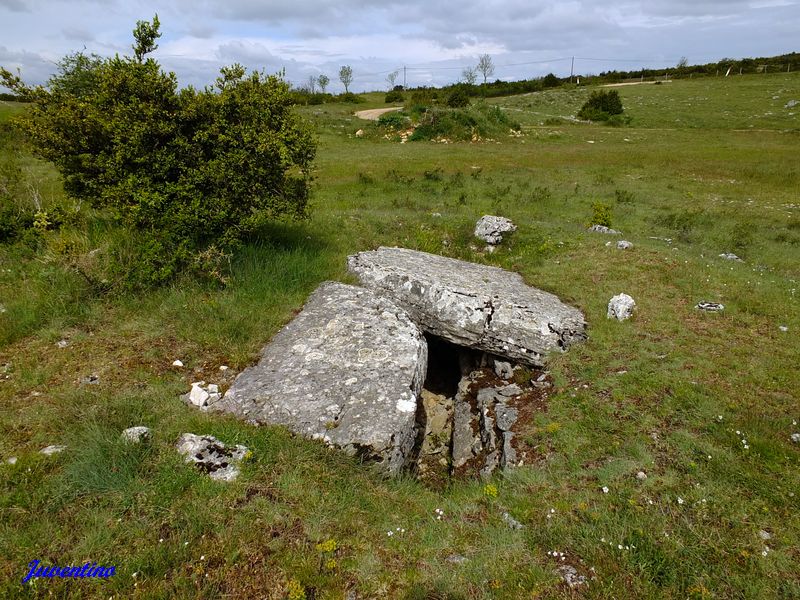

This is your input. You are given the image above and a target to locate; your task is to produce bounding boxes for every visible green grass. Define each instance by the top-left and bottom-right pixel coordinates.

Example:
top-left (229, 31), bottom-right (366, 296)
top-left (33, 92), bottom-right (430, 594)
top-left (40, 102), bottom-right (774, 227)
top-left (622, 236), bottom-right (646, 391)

top-left (1, 73), bottom-right (799, 599)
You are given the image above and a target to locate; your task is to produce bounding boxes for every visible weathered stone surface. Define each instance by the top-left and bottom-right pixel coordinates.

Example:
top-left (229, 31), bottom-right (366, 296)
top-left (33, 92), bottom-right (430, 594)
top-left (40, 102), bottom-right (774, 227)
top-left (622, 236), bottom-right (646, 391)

top-left (719, 253), bottom-right (742, 262)
top-left (209, 282), bottom-right (427, 476)
top-left (40, 445), bottom-right (66, 456)
top-left (786, 99), bottom-right (799, 109)
top-left (588, 225), bottom-right (621, 235)
top-left (696, 301), bottom-right (724, 312)
top-left (474, 215), bottom-right (517, 245)
top-left (347, 247), bottom-right (586, 366)
top-left (121, 426), bottom-right (151, 443)
top-left (175, 433), bottom-right (248, 482)
top-left (183, 381), bottom-right (221, 410)
top-left (607, 294), bottom-right (636, 321)
top-left (617, 240), bottom-right (633, 250)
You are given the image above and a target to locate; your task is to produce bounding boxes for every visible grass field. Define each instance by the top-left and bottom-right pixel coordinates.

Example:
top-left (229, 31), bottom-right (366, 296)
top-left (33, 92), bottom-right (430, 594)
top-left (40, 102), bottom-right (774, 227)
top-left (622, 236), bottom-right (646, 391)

top-left (1, 73), bottom-right (799, 599)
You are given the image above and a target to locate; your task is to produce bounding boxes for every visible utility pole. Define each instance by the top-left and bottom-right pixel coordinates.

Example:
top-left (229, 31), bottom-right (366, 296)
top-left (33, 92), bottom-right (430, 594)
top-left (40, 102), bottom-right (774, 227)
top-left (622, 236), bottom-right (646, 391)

top-left (403, 66), bottom-right (407, 89)
top-left (570, 56), bottom-right (574, 83)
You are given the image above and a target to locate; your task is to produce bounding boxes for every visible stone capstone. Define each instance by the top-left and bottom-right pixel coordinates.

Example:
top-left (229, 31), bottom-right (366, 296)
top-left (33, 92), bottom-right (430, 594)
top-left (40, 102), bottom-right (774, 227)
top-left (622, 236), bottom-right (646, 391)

top-left (474, 215), bottom-right (517, 245)
top-left (209, 282), bottom-right (428, 476)
top-left (607, 294), bottom-right (636, 321)
top-left (347, 247), bottom-right (586, 367)
top-left (175, 433), bottom-right (249, 482)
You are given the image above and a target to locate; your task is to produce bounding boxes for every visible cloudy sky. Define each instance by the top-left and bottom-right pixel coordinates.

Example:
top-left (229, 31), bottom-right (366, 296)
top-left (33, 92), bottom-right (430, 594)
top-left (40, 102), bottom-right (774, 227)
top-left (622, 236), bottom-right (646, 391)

top-left (1, 0), bottom-right (798, 92)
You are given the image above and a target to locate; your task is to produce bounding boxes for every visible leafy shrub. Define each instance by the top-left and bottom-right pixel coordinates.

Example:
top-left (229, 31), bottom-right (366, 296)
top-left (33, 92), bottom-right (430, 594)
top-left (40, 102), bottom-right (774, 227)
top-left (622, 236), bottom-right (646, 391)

top-left (409, 104), bottom-right (519, 142)
top-left (542, 73), bottom-right (560, 88)
top-left (336, 92), bottom-right (364, 103)
top-left (446, 87), bottom-right (470, 108)
top-left (385, 89), bottom-right (405, 103)
top-left (577, 90), bottom-right (624, 121)
top-left (588, 202), bottom-right (613, 228)
top-left (1, 17), bottom-right (315, 289)
top-left (377, 111), bottom-right (409, 129)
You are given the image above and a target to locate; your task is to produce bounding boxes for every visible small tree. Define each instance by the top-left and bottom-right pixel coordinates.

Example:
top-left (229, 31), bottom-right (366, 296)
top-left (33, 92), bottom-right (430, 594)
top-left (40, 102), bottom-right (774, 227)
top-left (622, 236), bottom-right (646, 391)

top-left (1, 16), bottom-right (316, 288)
top-left (676, 56), bottom-right (688, 77)
top-left (461, 66), bottom-right (477, 85)
top-left (339, 65), bottom-right (353, 93)
top-left (307, 74), bottom-right (317, 93)
top-left (476, 54), bottom-right (494, 84)
top-left (317, 73), bottom-right (329, 93)
top-left (577, 89), bottom-right (624, 121)
top-left (387, 70), bottom-right (399, 90)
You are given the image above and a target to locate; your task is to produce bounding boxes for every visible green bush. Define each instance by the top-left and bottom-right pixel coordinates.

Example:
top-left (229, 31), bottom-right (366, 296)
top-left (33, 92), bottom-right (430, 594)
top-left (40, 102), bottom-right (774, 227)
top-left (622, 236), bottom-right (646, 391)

top-left (377, 111), bottom-right (409, 129)
top-left (385, 90), bottom-right (405, 103)
top-left (542, 73), bottom-right (560, 88)
top-left (446, 87), bottom-right (470, 108)
top-left (409, 104), bottom-right (519, 142)
top-left (577, 90), bottom-right (624, 121)
top-left (336, 92), bottom-right (365, 103)
top-left (588, 202), bottom-right (613, 228)
top-left (1, 16), bottom-right (316, 289)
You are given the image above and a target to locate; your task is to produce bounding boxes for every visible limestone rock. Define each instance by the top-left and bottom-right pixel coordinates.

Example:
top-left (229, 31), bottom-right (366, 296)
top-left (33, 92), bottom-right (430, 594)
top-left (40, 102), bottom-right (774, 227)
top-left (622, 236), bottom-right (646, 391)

top-left (696, 301), bottom-right (724, 312)
top-left (617, 240), bottom-right (633, 250)
top-left (786, 100), bottom-right (799, 109)
top-left (474, 215), bottom-right (517, 245)
top-left (501, 511), bottom-right (524, 530)
top-left (210, 282), bottom-right (428, 476)
top-left (7, 456), bottom-right (18, 465)
top-left (791, 433), bottom-right (800, 443)
top-left (40, 445), bottom-right (66, 456)
top-left (607, 294), bottom-right (636, 321)
top-left (183, 381), bottom-right (221, 410)
top-left (588, 225), bottom-right (621, 235)
top-left (175, 433), bottom-right (248, 482)
top-left (719, 253), bottom-right (742, 262)
top-left (121, 426), bottom-right (152, 443)
top-left (348, 247), bottom-right (586, 366)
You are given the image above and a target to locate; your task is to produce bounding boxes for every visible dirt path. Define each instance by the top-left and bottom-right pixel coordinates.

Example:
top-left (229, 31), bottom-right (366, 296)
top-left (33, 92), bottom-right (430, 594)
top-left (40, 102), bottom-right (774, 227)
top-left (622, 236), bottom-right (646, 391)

top-left (602, 80), bottom-right (672, 88)
top-left (354, 107), bottom-right (403, 121)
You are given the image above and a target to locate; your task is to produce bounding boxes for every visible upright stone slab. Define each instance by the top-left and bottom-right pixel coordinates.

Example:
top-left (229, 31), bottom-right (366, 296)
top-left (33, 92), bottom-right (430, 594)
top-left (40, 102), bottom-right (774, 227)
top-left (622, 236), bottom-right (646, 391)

top-left (347, 247), bottom-right (586, 366)
top-left (209, 282), bottom-right (427, 475)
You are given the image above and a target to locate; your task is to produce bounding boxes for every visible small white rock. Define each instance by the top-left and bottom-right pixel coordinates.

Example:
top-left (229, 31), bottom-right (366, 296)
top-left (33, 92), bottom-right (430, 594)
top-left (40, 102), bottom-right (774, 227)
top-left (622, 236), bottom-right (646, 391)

top-left (791, 433), bottom-right (800, 443)
top-left (172, 359), bottom-right (184, 367)
top-left (40, 445), bottom-right (67, 456)
top-left (188, 384), bottom-right (210, 408)
top-left (758, 530), bottom-right (772, 541)
top-left (6, 456), bottom-right (17, 465)
top-left (607, 293), bottom-right (636, 321)
top-left (121, 426), bottom-right (152, 444)
top-left (617, 240), bottom-right (633, 250)
top-left (779, 325), bottom-right (788, 332)
top-left (219, 365), bottom-right (229, 371)
top-left (56, 339), bottom-right (70, 349)
top-left (636, 471), bottom-right (647, 481)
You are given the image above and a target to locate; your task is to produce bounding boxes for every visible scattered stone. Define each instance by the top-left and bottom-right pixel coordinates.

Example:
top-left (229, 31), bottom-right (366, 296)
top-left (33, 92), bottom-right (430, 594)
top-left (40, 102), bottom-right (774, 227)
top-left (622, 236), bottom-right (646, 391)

top-left (696, 302), bottom-right (725, 312)
top-left (636, 471), bottom-right (648, 481)
top-left (219, 365), bottom-right (229, 371)
top-left (172, 359), bottom-right (184, 367)
top-left (0, 304), bottom-right (6, 313)
top-left (719, 253), bottom-right (742, 262)
top-left (493, 359), bottom-right (515, 380)
top-left (501, 511), bottom-right (524, 530)
top-left (56, 339), bottom-right (70, 349)
top-left (791, 433), bottom-right (800, 443)
top-left (558, 565), bottom-right (588, 588)
top-left (588, 224), bottom-right (621, 235)
top-left (617, 240), bottom-right (633, 250)
top-left (348, 247), bottom-right (586, 367)
top-left (81, 374), bottom-right (100, 385)
top-left (786, 100), bottom-right (799, 109)
top-left (121, 426), bottom-right (152, 444)
top-left (758, 530), bottom-right (772, 541)
top-left (6, 457), bottom-right (17, 465)
top-left (474, 215), bottom-right (517, 245)
top-left (183, 381), bottom-right (221, 410)
top-left (445, 554), bottom-right (468, 564)
top-left (607, 294), bottom-right (636, 321)
top-left (211, 282), bottom-right (427, 476)
top-left (779, 325), bottom-right (788, 332)
top-left (355, 129), bottom-right (364, 138)
top-left (175, 433), bottom-right (249, 482)
top-left (40, 445), bottom-right (66, 456)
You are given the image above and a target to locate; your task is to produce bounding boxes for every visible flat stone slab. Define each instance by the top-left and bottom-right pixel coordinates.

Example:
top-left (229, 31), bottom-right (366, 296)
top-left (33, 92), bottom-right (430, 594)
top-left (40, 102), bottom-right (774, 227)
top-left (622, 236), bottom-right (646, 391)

top-left (347, 247), bottom-right (586, 366)
top-left (209, 281), bottom-right (427, 475)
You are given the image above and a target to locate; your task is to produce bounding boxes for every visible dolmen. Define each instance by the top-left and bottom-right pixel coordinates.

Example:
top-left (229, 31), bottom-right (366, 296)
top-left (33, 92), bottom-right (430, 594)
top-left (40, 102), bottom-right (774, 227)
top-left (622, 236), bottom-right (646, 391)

top-left (207, 247), bottom-right (586, 476)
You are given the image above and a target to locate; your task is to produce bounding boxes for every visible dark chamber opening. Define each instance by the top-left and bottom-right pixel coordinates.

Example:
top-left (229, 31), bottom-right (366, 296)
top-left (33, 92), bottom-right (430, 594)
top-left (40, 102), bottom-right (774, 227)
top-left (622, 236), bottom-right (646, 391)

top-left (422, 334), bottom-right (468, 398)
